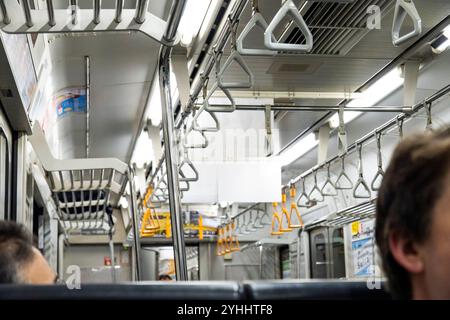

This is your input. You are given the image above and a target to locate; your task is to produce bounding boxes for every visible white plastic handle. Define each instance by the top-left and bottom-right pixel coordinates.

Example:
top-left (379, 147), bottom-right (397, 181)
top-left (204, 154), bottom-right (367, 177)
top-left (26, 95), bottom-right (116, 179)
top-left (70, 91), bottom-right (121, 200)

top-left (193, 108), bottom-right (220, 132)
top-left (217, 51), bottom-right (254, 89)
top-left (392, 0), bottom-right (422, 47)
top-left (179, 159), bottom-right (199, 182)
top-left (204, 82), bottom-right (236, 113)
top-left (237, 12), bottom-right (276, 56)
top-left (264, 0), bottom-right (313, 53)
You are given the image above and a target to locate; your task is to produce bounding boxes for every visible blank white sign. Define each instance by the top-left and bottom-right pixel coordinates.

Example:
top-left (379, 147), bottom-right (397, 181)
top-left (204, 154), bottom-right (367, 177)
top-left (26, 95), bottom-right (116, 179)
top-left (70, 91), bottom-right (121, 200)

top-left (182, 160), bottom-right (281, 203)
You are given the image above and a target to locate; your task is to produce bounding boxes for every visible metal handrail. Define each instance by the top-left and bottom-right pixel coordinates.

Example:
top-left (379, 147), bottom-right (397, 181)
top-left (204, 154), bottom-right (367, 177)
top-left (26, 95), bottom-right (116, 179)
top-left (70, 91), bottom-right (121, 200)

top-left (284, 84), bottom-right (450, 190)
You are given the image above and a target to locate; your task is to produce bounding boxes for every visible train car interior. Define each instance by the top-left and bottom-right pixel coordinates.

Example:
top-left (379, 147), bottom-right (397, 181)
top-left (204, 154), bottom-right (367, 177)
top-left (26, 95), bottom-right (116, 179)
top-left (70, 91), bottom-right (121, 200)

top-left (0, 0), bottom-right (450, 301)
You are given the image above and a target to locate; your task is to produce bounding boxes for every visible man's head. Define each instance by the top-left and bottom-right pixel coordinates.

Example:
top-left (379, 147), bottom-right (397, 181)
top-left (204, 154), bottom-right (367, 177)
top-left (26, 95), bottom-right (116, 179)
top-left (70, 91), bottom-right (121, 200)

top-left (159, 274), bottom-right (172, 281)
top-left (376, 127), bottom-right (450, 299)
top-left (0, 221), bottom-right (56, 284)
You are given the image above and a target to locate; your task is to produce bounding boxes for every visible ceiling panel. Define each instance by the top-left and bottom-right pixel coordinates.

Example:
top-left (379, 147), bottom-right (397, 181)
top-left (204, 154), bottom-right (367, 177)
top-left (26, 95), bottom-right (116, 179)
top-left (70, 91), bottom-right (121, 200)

top-left (47, 31), bottom-right (160, 162)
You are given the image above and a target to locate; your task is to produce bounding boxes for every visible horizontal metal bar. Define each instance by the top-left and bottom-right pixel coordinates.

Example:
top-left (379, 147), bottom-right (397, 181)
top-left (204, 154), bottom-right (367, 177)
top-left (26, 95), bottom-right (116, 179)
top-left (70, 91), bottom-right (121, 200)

top-left (202, 105), bottom-right (412, 113)
top-left (232, 203), bottom-right (261, 220)
top-left (286, 83), bottom-right (450, 187)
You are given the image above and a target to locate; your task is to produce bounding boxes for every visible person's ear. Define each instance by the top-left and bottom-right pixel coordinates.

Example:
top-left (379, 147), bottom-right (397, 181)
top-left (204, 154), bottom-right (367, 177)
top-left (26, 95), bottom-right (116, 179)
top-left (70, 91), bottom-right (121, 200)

top-left (389, 231), bottom-right (424, 274)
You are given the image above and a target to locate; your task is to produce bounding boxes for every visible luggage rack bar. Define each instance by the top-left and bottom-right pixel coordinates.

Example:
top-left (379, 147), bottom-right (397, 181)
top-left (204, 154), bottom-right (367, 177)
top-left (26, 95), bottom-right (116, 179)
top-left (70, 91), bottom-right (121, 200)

top-left (0, 0), bottom-right (180, 46)
top-left (29, 121), bottom-right (142, 280)
top-left (28, 122), bottom-right (127, 231)
top-left (320, 199), bottom-right (377, 228)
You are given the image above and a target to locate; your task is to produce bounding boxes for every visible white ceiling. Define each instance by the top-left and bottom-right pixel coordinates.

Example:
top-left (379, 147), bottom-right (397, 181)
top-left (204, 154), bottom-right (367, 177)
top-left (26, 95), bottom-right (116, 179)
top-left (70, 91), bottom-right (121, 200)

top-left (18, 0), bottom-right (450, 167)
top-left (47, 31), bottom-right (160, 162)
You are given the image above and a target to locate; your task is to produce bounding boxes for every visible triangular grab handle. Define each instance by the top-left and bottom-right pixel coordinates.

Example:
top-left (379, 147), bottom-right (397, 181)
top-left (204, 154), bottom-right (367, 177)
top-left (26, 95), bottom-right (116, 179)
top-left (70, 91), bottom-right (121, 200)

top-left (264, 0), bottom-right (313, 52)
top-left (204, 82), bottom-right (236, 113)
top-left (237, 12), bottom-right (277, 56)
top-left (217, 51), bottom-right (254, 89)
top-left (193, 108), bottom-right (220, 132)
top-left (392, 0), bottom-right (422, 47)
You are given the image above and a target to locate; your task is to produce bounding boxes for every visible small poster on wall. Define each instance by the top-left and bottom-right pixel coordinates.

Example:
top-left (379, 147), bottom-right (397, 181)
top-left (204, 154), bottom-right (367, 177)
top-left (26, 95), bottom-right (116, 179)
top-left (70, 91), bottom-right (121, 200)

top-left (351, 219), bottom-right (375, 277)
top-left (54, 87), bottom-right (87, 117)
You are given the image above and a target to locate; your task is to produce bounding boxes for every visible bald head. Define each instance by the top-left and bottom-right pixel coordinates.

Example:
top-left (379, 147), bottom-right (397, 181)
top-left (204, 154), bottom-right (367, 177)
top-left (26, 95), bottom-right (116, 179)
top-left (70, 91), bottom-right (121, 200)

top-left (0, 221), bottom-right (56, 284)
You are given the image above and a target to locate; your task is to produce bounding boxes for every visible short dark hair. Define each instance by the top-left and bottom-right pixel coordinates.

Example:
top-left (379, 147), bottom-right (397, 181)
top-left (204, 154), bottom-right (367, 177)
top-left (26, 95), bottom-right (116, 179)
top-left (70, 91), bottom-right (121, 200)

top-left (159, 274), bottom-right (172, 281)
top-left (0, 221), bottom-right (35, 283)
top-left (375, 127), bottom-right (450, 299)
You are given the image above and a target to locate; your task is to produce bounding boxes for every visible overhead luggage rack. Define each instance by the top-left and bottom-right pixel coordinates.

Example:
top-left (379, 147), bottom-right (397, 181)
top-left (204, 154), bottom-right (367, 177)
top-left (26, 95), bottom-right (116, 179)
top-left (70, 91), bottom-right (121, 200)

top-left (27, 121), bottom-right (141, 240)
top-left (0, 0), bottom-right (180, 46)
top-left (321, 199), bottom-right (377, 228)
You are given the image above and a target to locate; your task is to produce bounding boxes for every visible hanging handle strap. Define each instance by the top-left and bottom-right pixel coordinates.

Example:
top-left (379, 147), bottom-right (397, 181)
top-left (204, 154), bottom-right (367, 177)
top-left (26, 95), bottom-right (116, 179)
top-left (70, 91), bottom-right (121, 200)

top-left (392, 0), bottom-right (422, 47)
top-left (280, 191), bottom-right (292, 232)
top-left (237, 0), bottom-right (277, 56)
top-left (289, 185), bottom-right (304, 228)
top-left (271, 202), bottom-right (284, 235)
top-left (218, 19), bottom-right (254, 88)
top-left (335, 155), bottom-right (353, 190)
top-left (296, 177), bottom-right (312, 208)
top-left (193, 108), bottom-right (220, 133)
top-left (353, 144), bottom-right (372, 199)
top-left (308, 170), bottom-right (324, 203)
top-left (425, 101), bottom-right (433, 132)
top-left (264, 0), bottom-right (313, 52)
top-left (321, 162), bottom-right (338, 196)
top-left (371, 131), bottom-right (385, 191)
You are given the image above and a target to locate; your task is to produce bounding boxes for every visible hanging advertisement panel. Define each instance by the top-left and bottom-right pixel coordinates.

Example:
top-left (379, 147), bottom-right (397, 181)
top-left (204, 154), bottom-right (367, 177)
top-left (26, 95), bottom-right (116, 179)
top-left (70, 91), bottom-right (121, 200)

top-left (2, 33), bottom-right (37, 109)
top-left (351, 219), bottom-right (375, 277)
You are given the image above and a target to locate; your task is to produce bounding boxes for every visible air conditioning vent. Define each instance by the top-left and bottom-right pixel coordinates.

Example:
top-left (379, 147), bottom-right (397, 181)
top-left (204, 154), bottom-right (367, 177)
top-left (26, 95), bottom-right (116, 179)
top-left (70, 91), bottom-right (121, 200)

top-left (284, 0), bottom-right (394, 55)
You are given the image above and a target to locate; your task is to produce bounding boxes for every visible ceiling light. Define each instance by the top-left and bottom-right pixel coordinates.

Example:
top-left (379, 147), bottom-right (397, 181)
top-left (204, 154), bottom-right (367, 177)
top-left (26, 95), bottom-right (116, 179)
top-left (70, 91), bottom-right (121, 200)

top-left (329, 68), bottom-right (404, 128)
top-left (177, 0), bottom-right (211, 47)
top-left (431, 24), bottom-right (450, 54)
top-left (131, 130), bottom-right (154, 169)
top-left (278, 133), bottom-right (318, 167)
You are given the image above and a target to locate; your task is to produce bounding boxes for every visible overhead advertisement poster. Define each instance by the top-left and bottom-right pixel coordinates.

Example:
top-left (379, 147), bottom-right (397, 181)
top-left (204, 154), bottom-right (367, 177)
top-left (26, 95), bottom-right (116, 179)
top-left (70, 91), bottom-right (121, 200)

top-left (1, 33), bottom-right (37, 109)
top-left (351, 219), bottom-right (375, 277)
top-left (54, 87), bottom-right (87, 118)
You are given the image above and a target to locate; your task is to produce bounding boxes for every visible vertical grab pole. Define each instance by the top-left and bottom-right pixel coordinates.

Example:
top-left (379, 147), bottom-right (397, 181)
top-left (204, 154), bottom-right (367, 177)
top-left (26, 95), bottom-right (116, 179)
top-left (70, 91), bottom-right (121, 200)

top-left (93, 0), bottom-right (102, 24)
top-left (46, 0), bottom-right (55, 26)
top-left (115, 0), bottom-right (123, 23)
top-left (159, 0), bottom-right (188, 281)
top-left (0, 0), bottom-right (11, 25)
top-left (22, 0), bottom-right (33, 27)
top-left (128, 168), bottom-right (142, 281)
